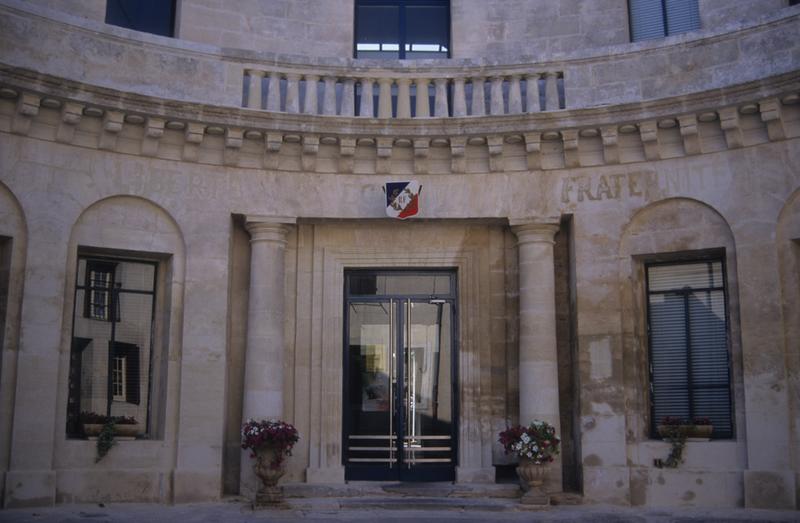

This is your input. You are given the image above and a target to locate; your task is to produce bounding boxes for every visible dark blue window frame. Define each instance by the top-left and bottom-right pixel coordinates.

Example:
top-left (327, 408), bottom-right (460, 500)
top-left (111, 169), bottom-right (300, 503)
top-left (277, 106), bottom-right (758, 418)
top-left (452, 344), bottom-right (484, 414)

top-left (105, 0), bottom-right (176, 38)
top-left (354, 0), bottom-right (451, 59)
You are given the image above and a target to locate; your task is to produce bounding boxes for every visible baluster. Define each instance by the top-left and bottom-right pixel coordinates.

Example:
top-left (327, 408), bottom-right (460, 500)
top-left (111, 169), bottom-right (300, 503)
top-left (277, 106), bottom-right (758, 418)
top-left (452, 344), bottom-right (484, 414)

top-left (303, 74), bottom-right (319, 114)
top-left (471, 76), bottom-right (485, 116)
top-left (323, 76), bottom-right (337, 115)
top-left (359, 78), bottom-right (375, 117)
top-left (247, 69), bottom-right (265, 109)
top-left (378, 78), bottom-right (393, 119)
top-left (508, 74), bottom-right (522, 114)
top-left (453, 77), bottom-right (467, 117)
top-left (266, 71), bottom-right (282, 112)
top-left (490, 76), bottom-right (504, 115)
top-left (545, 71), bottom-right (559, 111)
top-left (415, 78), bottom-right (430, 118)
top-left (341, 78), bottom-right (355, 117)
top-left (396, 78), bottom-right (411, 118)
top-left (434, 78), bottom-right (449, 117)
top-left (285, 73), bottom-right (301, 113)
top-left (525, 73), bottom-right (541, 113)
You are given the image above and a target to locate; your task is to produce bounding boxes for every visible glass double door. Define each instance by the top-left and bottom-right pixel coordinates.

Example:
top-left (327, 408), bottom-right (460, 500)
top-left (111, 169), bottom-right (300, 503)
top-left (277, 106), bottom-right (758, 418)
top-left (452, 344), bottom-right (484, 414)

top-left (344, 271), bottom-right (456, 481)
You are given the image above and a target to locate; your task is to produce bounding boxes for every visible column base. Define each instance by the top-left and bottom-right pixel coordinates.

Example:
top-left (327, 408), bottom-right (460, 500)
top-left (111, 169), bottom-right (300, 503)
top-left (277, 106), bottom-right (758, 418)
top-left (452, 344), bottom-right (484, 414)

top-left (744, 470), bottom-right (796, 509)
top-left (455, 466), bottom-right (495, 483)
top-left (3, 470), bottom-right (56, 508)
top-left (306, 466), bottom-right (345, 483)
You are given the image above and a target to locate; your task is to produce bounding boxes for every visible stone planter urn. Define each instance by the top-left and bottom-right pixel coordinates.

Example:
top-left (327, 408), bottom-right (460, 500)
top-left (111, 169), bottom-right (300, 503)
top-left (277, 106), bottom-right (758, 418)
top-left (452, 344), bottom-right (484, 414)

top-left (252, 446), bottom-right (286, 507)
top-left (517, 457), bottom-right (550, 505)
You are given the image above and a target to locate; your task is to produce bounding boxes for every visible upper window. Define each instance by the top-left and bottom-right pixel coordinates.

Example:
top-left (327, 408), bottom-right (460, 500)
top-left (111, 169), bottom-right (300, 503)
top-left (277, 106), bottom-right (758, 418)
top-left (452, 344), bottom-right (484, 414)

top-left (629, 0), bottom-right (700, 42)
top-left (67, 254), bottom-right (158, 438)
top-left (355, 0), bottom-right (450, 59)
top-left (105, 0), bottom-right (176, 37)
top-left (646, 258), bottom-right (733, 438)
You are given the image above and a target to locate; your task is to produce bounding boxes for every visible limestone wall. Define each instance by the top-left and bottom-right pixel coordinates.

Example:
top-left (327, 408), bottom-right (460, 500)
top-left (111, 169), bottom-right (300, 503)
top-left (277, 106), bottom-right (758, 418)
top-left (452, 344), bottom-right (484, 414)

top-left (0, 108), bottom-right (797, 506)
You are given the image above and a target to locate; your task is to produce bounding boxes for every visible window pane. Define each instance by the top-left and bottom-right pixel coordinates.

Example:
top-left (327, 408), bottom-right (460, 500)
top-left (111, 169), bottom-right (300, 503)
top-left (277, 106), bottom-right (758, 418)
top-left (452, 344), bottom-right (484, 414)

top-left (648, 261), bottom-right (722, 291)
top-left (630, 0), bottom-right (666, 41)
top-left (405, 4), bottom-right (449, 58)
top-left (348, 273), bottom-right (451, 296)
top-left (665, 0), bottom-right (700, 35)
top-left (105, 0), bottom-right (176, 37)
top-left (116, 261), bottom-right (156, 292)
top-left (647, 259), bottom-right (732, 438)
top-left (356, 5), bottom-right (400, 59)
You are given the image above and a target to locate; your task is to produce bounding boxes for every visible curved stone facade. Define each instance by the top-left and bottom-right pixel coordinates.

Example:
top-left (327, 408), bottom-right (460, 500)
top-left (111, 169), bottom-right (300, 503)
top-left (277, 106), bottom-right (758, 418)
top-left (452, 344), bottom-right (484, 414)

top-left (0, 0), bottom-right (798, 511)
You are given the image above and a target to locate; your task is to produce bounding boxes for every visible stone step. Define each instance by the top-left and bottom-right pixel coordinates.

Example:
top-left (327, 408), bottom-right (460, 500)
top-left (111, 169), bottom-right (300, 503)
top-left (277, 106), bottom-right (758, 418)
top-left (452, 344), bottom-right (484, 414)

top-left (282, 482), bottom-right (521, 500)
top-left (332, 496), bottom-right (517, 512)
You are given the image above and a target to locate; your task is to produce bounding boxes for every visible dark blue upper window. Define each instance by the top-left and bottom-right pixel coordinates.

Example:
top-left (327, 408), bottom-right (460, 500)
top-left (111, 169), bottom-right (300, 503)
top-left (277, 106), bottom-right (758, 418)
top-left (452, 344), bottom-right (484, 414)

top-left (105, 0), bottom-right (176, 38)
top-left (355, 0), bottom-right (450, 59)
top-left (629, 0), bottom-right (700, 42)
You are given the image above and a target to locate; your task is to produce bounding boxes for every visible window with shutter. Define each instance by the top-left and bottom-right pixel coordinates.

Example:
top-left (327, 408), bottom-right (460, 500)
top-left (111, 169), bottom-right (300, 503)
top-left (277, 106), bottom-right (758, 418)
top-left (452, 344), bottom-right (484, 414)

top-left (629, 0), bottom-right (700, 42)
top-left (69, 254), bottom-right (156, 438)
top-left (646, 259), bottom-right (733, 438)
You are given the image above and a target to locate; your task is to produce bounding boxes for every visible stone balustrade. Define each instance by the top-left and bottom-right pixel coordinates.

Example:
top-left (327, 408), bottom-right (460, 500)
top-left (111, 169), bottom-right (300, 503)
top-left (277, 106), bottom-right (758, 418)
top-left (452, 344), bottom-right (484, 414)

top-left (242, 68), bottom-right (564, 117)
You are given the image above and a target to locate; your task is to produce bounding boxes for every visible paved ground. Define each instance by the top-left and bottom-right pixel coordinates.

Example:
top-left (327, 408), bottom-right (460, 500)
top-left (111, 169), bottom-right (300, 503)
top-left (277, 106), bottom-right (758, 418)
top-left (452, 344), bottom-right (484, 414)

top-left (1, 499), bottom-right (798, 523)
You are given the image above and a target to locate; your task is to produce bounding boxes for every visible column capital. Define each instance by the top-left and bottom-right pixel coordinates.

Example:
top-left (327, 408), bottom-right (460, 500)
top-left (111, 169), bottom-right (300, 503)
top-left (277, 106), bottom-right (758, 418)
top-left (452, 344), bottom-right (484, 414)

top-left (509, 219), bottom-right (559, 244)
top-left (245, 216), bottom-right (296, 244)
top-left (247, 69), bottom-right (265, 78)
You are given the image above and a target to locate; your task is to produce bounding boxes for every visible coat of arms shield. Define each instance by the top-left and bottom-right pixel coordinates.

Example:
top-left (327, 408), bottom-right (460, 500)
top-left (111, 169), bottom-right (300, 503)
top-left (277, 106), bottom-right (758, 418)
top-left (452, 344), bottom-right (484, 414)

top-left (385, 181), bottom-right (421, 219)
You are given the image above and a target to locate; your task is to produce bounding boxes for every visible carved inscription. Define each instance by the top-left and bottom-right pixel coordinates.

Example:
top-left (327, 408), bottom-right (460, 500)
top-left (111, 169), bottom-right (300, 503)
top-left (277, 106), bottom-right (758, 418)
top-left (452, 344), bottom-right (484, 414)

top-left (561, 172), bottom-right (646, 203)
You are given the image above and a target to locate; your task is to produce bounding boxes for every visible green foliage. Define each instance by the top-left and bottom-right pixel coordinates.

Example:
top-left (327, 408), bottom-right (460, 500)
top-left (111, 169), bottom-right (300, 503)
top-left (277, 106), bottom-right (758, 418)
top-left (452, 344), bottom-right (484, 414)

top-left (95, 420), bottom-right (116, 463)
top-left (656, 424), bottom-right (688, 468)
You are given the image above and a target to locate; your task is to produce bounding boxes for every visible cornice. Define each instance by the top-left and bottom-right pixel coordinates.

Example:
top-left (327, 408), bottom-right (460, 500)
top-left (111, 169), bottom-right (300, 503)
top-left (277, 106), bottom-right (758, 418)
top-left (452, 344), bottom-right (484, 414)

top-left (1, 66), bottom-right (798, 175)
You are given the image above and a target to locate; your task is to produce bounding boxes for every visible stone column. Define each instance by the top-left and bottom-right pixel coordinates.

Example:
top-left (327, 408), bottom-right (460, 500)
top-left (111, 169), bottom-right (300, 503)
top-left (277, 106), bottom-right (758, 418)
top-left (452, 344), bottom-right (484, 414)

top-left (396, 78), bottom-right (411, 118)
top-left (322, 76), bottom-right (338, 116)
top-left (284, 73), bottom-right (301, 113)
top-left (340, 78), bottom-right (356, 117)
top-left (544, 72), bottom-right (560, 111)
top-left (508, 75), bottom-right (522, 114)
top-left (266, 72), bottom-right (282, 112)
top-left (489, 76), bottom-right (504, 115)
top-left (453, 78), bottom-right (467, 117)
top-left (433, 78), bottom-right (449, 117)
top-left (359, 78), bottom-right (375, 117)
top-left (303, 74), bottom-right (320, 114)
top-left (377, 78), bottom-right (393, 119)
top-left (247, 70), bottom-right (265, 109)
top-left (415, 78), bottom-right (430, 118)
top-left (525, 73), bottom-right (541, 113)
top-left (240, 216), bottom-right (295, 495)
top-left (510, 220), bottom-right (562, 433)
top-left (471, 76), bottom-right (485, 116)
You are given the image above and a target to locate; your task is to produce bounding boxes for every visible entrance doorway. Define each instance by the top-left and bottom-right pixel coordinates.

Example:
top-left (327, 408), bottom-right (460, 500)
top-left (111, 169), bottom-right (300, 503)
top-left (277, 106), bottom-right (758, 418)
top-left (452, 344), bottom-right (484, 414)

top-left (343, 270), bottom-right (457, 481)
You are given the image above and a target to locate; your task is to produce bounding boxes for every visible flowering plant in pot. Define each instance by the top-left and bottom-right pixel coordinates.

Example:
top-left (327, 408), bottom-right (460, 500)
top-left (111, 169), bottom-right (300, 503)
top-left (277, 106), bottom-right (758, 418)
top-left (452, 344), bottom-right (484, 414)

top-left (241, 418), bottom-right (299, 506)
top-left (499, 420), bottom-right (560, 505)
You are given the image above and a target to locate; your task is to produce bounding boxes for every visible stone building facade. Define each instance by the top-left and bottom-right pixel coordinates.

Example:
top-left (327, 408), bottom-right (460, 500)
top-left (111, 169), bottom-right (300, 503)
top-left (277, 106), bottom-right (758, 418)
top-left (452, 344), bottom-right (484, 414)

top-left (0, 0), bottom-right (798, 511)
